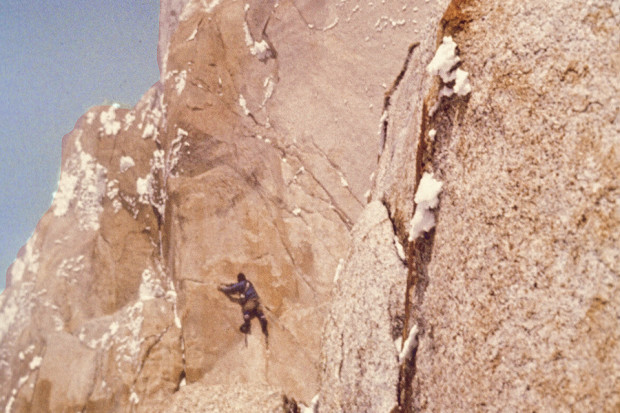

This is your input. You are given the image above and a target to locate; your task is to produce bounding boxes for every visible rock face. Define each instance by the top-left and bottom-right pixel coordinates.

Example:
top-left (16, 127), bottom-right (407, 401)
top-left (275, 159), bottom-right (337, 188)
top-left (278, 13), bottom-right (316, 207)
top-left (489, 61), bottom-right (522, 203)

top-left (1, 0), bottom-right (619, 412)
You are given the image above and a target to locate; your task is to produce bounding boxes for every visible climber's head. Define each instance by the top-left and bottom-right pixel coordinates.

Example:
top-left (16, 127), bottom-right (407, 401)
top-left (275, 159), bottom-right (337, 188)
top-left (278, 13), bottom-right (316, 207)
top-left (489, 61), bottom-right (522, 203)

top-left (237, 272), bottom-right (246, 282)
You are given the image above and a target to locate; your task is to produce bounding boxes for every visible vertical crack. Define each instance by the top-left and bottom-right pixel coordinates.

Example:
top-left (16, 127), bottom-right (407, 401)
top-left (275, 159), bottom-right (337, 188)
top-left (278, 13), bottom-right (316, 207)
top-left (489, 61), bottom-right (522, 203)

top-left (379, 43), bottom-right (420, 159)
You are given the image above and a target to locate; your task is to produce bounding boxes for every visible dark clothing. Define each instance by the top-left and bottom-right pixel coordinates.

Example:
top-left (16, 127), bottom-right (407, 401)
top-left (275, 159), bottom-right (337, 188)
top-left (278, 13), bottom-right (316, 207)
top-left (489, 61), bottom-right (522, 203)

top-left (220, 280), bottom-right (268, 338)
top-left (219, 280), bottom-right (258, 303)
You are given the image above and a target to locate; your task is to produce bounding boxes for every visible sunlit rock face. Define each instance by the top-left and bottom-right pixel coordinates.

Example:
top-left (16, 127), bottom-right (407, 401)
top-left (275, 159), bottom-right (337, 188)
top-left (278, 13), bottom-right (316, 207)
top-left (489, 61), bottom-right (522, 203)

top-left (1, 0), bottom-right (618, 412)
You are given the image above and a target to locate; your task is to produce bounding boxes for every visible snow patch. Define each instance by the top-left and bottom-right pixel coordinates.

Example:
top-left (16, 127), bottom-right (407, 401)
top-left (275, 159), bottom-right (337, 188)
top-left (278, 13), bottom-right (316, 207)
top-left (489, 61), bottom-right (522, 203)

top-left (129, 391), bottom-right (140, 405)
top-left (123, 111), bottom-right (136, 131)
top-left (10, 234), bottom-right (39, 284)
top-left (175, 70), bottom-right (187, 95)
top-left (333, 259), bottom-right (345, 283)
top-left (300, 394), bottom-right (320, 413)
top-left (56, 255), bottom-right (85, 279)
top-left (142, 123), bottom-right (157, 139)
top-left (99, 106), bottom-right (122, 136)
top-left (243, 21), bottom-right (271, 59)
top-left (427, 36), bottom-right (471, 97)
top-left (239, 94), bottom-right (251, 116)
top-left (29, 356), bottom-right (42, 370)
top-left (120, 156), bottom-right (136, 173)
top-left (408, 173), bottom-right (443, 241)
top-left (52, 134), bottom-right (107, 231)
top-left (139, 269), bottom-right (165, 301)
top-left (399, 324), bottom-right (419, 363)
top-left (186, 27), bottom-right (198, 41)
top-left (394, 236), bottom-right (406, 262)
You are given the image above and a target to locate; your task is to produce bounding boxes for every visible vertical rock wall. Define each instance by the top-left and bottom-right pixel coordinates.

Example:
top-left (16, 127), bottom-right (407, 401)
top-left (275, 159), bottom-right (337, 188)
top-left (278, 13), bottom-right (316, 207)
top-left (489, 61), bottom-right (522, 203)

top-left (1, 0), bottom-right (618, 411)
top-left (321, 0), bottom-right (618, 411)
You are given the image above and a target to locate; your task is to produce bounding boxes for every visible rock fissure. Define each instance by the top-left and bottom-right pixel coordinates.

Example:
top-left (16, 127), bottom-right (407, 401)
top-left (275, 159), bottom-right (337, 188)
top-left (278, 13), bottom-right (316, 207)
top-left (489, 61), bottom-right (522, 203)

top-left (379, 42), bottom-right (420, 159)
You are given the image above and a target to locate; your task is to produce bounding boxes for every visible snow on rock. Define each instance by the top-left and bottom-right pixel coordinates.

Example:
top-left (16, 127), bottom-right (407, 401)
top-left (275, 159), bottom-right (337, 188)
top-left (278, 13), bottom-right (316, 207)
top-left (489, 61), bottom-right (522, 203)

top-left (52, 135), bottom-right (108, 231)
top-left (186, 27), bottom-right (198, 41)
top-left (129, 391), bottom-right (140, 405)
top-left (174, 70), bottom-right (187, 95)
top-left (139, 269), bottom-right (165, 301)
top-left (123, 111), bottom-right (136, 131)
top-left (243, 21), bottom-right (271, 59)
top-left (142, 122), bottom-right (157, 139)
top-left (398, 324), bottom-right (419, 363)
top-left (238, 94), bottom-right (251, 116)
top-left (9, 234), bottom-right (40, 285)
top-left (394, 235), bottom-right (406, 262)
top-left (427, 36), bottom-right (461, 81)
top-left (28, 356), bottom-right (42, 370)
top-left (99, 105), bottom-right (122, 136)
top-left (120, 156), bottom-right (136, 173)
top-left (427, 36), bottom-right (471, 97)
top-left (408, 173), bottom-right (443, 241)
top-left (426, 36), bottom-right (471, 104)
top-left (56, 256), bottom-right (85, 279)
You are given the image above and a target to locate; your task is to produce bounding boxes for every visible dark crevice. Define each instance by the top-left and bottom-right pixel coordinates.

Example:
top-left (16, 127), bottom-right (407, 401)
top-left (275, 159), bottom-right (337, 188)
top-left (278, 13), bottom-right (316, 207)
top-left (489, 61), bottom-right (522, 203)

top-left (379, 42), bottom-right (420, 159)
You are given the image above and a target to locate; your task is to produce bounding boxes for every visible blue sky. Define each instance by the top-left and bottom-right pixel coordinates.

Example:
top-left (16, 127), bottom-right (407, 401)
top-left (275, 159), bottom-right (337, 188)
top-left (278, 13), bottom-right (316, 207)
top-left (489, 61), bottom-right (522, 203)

top-left (0, 1), bottom-right (161, 290)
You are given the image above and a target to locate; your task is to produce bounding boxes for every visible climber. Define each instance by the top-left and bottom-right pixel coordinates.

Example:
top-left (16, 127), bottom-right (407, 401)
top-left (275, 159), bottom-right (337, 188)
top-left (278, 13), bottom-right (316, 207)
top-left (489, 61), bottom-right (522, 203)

top-left (218, 273), bottom-right (269, 342)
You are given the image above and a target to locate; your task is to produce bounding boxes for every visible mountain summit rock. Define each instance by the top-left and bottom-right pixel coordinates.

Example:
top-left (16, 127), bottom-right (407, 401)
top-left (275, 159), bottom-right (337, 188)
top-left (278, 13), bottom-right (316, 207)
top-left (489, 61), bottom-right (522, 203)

top-left (1, 0), bottom-right (618, 411)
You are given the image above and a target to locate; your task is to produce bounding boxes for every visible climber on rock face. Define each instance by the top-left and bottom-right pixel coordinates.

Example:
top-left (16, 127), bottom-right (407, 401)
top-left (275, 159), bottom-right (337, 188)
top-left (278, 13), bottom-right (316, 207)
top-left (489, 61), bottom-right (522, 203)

top-left (218, 272), bottom-right (269, 342)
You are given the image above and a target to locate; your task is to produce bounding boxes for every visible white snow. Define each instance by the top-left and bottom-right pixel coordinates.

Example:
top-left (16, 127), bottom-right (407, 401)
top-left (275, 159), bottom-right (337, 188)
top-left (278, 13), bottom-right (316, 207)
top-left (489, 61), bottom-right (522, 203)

top-left (239, 94), bottom-right (251, 116)
top-left (123, 111), bottom-right (136, 131)
top-left (262, 77), bottom-right (275, 106)
top-left (204, 0), bottom-right (222, 13)
top-left (408, 173), bottom-right (443, 241)
top-left (398, 324), bottom-right (419, 363)
top-left (394, 236), bottom-right (406, 262)
top-left (186, 28), bottom-right (198, 41)
top-left (136, 175), bottom-right (154, 204)
top-left (175, 70), bottom-right (187, 95)
top-left (10, 234), bottom-right (39, 284)
top-left (427, 36), bottom-right (471, 97)
top-left (453, 68), bottom-right (472, 96)
top-left (109, 321), bottom-right (119, 335)
top-left (300, 394), bottom-right (320, 413)
top-left (52, 135), bottom-right (108, 231)
top-left (243, 21), bottom-right (271, 59)
top-left (28, 356), bottom-right (42, 370)
top-left (292, 207), bottom-right (302, 216)
top-left (86, 112), bottom-right (95, 125)
top-left (142, 123), bottom-right (157, 139)
top-left (340, 174), bottom-right (349, 188)
top-left (112, 199), bottom-right (122, 214)
top-left (323, 17), bottom-right (339, 31)
top-left (129, 391), bottom-right (140, 405)
top-left (100, 106), bottom-right (122, 136)
top-left (120, 156), bottom-right (136, 173)
top-left (139, 269), bottom-right (164, 301)
top-left (333, 259), bottom-right (345, 283)
top-left (428, 129), bottom-right (437, 139)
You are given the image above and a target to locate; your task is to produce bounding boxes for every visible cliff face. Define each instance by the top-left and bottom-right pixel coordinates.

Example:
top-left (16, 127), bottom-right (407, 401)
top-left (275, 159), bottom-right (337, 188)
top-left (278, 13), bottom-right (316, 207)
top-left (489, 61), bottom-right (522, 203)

top-left (321, 0), bottom-right (619, 411)
top-left (1, 0), bottom-right (618, 412)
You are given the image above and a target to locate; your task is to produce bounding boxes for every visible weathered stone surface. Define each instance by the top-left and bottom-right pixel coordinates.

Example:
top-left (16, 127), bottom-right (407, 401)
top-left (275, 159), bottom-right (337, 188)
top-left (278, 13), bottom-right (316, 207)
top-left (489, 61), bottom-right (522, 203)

top-left (319, 201), bottom-right (408, 412)
top-left (162, 382), bottom-right (284, 412)
top-left (1, 0), bottom-right (618, 411)
top-left (369, 0), bottom-right (620, 411)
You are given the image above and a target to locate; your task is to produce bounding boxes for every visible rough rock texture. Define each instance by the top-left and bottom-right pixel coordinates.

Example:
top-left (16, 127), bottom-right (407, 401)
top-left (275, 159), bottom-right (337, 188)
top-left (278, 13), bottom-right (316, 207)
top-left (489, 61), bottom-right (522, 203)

top-left (366, 0), bottom-right (619, 411)
top-left (1, 0), bottom-right (619, 412)
top-left (0, 0), bottom-right (438, 411)
top-left (319, 201), bottom-right (408, 412)
top-left (162, 382), bottom-right (284, 413)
